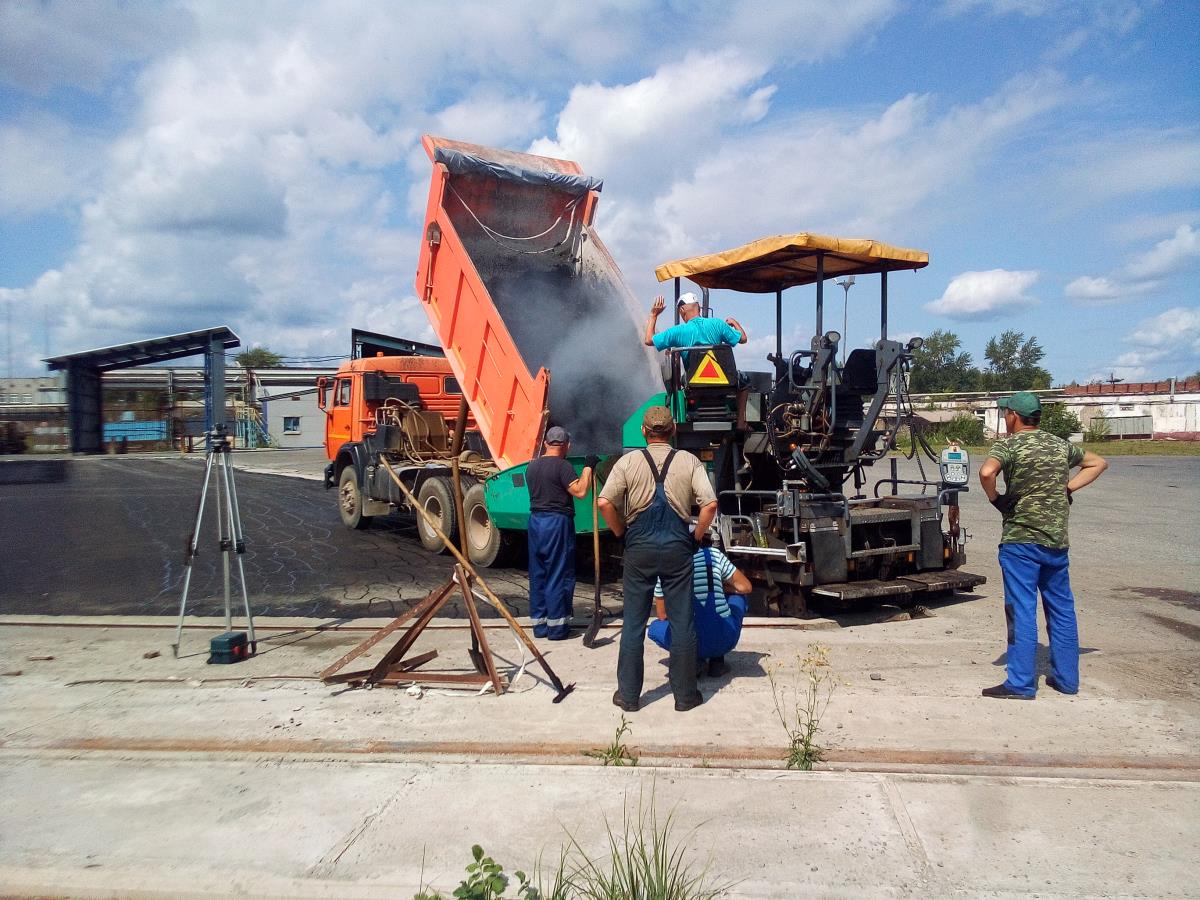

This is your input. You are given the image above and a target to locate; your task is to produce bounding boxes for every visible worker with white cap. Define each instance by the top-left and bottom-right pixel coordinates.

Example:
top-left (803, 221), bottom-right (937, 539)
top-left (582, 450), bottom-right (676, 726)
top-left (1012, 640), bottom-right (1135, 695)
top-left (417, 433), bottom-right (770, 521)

top-left (644, 292), bottom-right (747, 354)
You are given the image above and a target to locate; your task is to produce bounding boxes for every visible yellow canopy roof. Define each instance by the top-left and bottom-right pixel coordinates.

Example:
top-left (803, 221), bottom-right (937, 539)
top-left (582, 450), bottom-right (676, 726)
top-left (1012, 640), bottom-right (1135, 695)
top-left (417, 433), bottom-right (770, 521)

top-left (654, 233), bottom-right (929, 293)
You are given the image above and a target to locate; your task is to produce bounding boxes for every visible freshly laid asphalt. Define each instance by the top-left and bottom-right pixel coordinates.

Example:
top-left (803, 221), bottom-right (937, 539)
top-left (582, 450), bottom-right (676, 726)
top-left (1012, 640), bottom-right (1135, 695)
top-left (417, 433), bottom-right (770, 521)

top-left (1, 448), bottom-right (1198, 897)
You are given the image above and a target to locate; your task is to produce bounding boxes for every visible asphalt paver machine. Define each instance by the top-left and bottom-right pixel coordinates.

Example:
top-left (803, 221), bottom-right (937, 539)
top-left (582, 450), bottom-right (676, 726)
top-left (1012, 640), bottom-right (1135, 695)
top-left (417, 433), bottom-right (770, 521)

top-left (651, 234), bottom-right (986, 614)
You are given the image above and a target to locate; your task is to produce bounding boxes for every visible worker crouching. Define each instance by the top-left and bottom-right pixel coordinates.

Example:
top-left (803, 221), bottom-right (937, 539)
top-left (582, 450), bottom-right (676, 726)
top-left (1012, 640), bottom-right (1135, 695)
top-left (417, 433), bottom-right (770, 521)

top-left (648, 538), bottom-right (751, 677)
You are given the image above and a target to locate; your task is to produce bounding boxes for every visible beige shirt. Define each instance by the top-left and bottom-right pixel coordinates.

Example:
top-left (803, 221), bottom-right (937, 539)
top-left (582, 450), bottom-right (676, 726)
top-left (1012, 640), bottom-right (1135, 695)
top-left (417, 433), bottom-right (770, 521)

top-left (599, 442), bottom-right (716, 525)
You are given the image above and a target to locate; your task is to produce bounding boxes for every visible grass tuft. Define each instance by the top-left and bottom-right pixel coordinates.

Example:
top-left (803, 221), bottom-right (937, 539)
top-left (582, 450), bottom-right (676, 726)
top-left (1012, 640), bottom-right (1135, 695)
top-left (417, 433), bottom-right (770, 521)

top-left (583, 715), bottom-right (638, 767)
top-left (768, 645), bottom-right (838, 771)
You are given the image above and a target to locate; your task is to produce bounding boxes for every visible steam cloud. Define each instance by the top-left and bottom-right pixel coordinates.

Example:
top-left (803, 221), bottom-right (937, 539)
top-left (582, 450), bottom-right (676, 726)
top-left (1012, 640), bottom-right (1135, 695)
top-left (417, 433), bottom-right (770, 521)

top-left (452, 189), bottom-right (662, 456)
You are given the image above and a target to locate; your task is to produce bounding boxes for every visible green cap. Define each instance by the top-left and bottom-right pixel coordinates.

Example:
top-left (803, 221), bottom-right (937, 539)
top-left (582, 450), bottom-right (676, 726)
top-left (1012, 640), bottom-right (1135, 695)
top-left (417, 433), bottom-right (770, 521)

top-left (998, 391), bottom-right (1042, 416)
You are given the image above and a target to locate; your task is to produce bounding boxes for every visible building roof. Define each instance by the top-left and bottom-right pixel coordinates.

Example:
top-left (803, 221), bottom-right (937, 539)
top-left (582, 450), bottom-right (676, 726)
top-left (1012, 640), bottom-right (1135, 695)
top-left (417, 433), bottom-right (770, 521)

top-left (44, 326), bottom-right (240, 373)
top-left (1062, 376), bottom-right (1199, 396)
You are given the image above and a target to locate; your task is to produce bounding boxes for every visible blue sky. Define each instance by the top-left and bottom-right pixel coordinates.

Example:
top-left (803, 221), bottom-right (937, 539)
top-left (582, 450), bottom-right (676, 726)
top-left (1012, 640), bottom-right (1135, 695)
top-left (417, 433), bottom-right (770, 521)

top-left (1, 0), bottom-right (1197, 384)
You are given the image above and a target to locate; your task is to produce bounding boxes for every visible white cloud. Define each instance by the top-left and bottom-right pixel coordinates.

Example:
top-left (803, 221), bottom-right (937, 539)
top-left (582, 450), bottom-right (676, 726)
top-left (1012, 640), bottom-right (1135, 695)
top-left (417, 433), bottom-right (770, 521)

top-left (530, 49), bottom-right (774, 186)
top-left (0, 0), bottom-right (192, 94)
top-left (1063, 129), bottom-right (1200, 200)
top-left (1129, 307), bottom-right (1200, 349)
top-left (579, 71), bottom-right (1070, 289)
top-left (1092, 306), bottom-right (1200, 382)
top-left (1065, 223), bottom-right (1198, 307)
top-left (1124, 224), bottom-right (1200, 279)
top-left (925, 269), bottom-right (1039, 320)
top-left (0, 114), bottom-right (105, 217)
top-left (1063, 275), bottom-right (1158, 304)
top-left (433, 90), bottom-right (544, 150)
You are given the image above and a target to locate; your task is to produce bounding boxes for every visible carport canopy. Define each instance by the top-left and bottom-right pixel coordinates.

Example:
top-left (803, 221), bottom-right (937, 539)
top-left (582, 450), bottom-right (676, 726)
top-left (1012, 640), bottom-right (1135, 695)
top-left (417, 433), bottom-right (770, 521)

top-left (45, 326), bottom-right (240, 453)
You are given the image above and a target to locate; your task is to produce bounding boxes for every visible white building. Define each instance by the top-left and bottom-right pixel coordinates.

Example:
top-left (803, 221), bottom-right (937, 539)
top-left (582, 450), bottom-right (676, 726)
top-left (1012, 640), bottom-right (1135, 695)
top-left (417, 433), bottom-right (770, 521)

top-left (909, 376), bottom-right (1200, 440)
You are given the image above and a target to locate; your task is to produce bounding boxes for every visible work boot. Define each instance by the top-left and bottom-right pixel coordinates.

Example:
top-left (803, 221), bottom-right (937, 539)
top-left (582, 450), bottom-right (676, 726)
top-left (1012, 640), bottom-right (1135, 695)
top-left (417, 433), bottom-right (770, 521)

top-left (612, 690), bottom-right (639, 712)
top-left (1045, 675), bottom-right (1078, 695)
top-left (707, 656), bottom-right (730, 677)
top-left (981, 683), bottom-right (1034, 700)
top-left (674, 690), bottom-right (704, 712)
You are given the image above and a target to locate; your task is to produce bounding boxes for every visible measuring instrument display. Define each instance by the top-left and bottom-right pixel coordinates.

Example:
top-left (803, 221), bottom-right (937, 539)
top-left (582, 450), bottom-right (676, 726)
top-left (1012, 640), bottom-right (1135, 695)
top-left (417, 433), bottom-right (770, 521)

top-left (939, 444), bottom-right (970, 486)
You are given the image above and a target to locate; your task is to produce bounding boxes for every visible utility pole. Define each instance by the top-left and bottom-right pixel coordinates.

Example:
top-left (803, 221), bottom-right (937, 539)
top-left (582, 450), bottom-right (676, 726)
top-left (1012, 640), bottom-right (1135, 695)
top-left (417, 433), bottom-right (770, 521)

top-left (836, 276), bottom-right (855, 365)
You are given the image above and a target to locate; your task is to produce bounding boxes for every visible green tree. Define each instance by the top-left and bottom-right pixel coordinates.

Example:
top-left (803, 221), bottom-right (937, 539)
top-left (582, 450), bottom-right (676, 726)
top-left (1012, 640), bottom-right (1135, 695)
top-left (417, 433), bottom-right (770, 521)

top-left (235, 346), bottom-right (283, 368)
top-left (1039, 403), bottom-right (1082, 440)
top-left (908, 329), bottom-right (978, 393)
top-left (980, 330), bottom-right (1052, 391)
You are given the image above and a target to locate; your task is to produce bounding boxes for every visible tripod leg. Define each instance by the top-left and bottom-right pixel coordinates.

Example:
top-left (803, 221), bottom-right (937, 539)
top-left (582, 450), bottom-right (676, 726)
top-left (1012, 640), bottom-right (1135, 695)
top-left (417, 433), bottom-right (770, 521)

top-left (173, 448), bottom-right (216, 657)
top-left (215, 451), bottom-right (232, 632)
top-left (222, 450), bottom-right (257, 651)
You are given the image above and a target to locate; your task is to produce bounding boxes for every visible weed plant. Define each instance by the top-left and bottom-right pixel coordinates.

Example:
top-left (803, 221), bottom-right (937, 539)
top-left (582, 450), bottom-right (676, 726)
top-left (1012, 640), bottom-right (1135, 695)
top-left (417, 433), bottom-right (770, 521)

top-left (416, 787), bottom-right (733, 899)
top-left (583, 715), bottom-right (638, 767)
top-left (768, 645), bottom-right (838, 770)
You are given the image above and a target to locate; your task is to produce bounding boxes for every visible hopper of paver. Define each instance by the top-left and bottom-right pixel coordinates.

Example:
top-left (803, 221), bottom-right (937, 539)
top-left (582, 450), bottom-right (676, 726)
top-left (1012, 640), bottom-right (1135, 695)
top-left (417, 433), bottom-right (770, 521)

top-left (415, 135), bottom-right (661, 468)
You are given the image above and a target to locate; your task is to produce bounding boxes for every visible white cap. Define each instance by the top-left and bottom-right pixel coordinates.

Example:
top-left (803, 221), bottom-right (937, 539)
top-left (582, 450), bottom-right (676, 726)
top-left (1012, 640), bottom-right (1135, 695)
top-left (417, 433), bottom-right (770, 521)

top-left (677, 292), bottom-right (700, 308)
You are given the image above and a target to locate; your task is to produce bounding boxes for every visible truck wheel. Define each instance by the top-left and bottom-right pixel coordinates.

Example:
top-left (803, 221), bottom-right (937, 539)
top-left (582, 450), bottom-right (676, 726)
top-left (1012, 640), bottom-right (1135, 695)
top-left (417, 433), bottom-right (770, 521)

top-left (416, 476), bottom-right (457, 553)
top-left (463, 482), bottom-right (506, 567)
top-left (337, 466), bottom-right (373, 530)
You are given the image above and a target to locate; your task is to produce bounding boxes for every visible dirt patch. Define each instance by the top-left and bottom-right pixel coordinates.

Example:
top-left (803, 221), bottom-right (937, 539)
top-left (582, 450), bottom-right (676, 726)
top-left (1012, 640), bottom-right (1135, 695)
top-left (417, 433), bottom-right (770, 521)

top-left (1142, 612), bottom-right (1200, 642)
top-left (1121, 586), bottom-right (1200, 611)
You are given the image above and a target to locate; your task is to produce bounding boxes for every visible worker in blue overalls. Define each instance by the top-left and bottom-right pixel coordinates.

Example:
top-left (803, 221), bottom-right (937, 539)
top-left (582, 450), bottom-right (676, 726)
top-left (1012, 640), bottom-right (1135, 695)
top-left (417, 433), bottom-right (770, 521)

top-left (598, 406), bottom-right (718, 712)
top-left (647, 538), bottom-right (751, 677)
top-left (525, 426), bottom-right (595, 640)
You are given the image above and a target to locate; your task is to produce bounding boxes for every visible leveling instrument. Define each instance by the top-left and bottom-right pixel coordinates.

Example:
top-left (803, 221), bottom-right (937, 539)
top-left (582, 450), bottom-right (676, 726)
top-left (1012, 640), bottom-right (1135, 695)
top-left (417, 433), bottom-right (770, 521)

top-left (171, 425), bottom-right (258, 660)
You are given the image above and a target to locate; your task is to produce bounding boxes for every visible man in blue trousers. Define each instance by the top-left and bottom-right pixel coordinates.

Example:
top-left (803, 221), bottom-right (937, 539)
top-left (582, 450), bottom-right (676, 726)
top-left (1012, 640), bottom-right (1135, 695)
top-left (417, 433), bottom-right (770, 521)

top-left (648, 539), bottom-right (753, 677)
top-left (978, 391), bottom-right (1107, 699)
top-left (525, 426), bottom-right (595, 640)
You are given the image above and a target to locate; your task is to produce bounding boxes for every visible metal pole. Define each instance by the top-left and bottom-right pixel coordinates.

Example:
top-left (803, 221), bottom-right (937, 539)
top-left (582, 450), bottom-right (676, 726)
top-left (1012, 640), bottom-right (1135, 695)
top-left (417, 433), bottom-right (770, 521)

top-left (775, 289), bottom-right (783, 361)
top-left (815, 252), bottom-right (825, 336)
top-left (880, 270), bottom-right (889, 341)
top-left (449, 397), bottom-right (470, 557)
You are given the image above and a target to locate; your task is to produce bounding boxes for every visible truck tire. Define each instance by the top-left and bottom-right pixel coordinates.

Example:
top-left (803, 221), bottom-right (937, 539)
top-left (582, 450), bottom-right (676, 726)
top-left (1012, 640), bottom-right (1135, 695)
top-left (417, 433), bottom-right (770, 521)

top-left (463, 481), bottom-right (507, 568)
top-left (416, 476), bottom-right (457, 553)
top-left (338, 466), bottom-right (373, 530)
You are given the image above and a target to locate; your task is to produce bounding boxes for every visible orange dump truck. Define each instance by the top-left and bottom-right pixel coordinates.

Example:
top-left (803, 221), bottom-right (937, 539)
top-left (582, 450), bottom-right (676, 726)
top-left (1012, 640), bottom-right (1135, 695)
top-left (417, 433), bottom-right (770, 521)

top-left (321, 136), bottom-right (659, 566)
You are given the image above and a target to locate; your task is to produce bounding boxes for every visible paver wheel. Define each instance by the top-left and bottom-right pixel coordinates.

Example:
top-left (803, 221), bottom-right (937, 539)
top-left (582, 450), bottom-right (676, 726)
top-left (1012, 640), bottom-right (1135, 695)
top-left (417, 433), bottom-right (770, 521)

top-left (463, 481), bottom-right (508, 568)
top-left (416, 476), bottom-right (457, 553)
top-left (338, 466), bottom-right (373, 530)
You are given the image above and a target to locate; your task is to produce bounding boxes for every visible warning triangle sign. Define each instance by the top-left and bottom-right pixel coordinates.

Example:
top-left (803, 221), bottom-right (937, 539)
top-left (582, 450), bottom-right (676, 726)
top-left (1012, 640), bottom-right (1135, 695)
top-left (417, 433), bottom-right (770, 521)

top-left (690, 350), bottom-right (730, 386)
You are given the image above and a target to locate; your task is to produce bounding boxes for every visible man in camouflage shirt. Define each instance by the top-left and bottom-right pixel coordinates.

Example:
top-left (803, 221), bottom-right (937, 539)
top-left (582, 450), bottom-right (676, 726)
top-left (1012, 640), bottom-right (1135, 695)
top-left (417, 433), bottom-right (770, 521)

top-left (978, 391), bottom-right (1108, 699)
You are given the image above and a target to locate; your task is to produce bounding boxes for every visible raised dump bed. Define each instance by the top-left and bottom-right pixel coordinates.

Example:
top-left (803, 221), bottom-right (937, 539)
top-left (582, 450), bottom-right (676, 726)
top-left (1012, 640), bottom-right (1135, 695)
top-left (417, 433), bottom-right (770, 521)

top-left (414, 135), bottom-right (660, 467)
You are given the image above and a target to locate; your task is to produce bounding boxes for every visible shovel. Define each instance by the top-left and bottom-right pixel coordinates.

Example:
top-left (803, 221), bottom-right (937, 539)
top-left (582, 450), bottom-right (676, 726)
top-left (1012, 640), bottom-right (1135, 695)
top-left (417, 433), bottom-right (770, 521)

top-left (582, 477), bottom-right (605, 648)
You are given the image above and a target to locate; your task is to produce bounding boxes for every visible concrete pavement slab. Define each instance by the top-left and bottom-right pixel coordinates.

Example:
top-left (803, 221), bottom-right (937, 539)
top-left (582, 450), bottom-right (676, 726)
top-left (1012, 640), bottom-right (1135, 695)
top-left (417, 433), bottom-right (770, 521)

top-left (1, 755), bottom-right (1196, 898)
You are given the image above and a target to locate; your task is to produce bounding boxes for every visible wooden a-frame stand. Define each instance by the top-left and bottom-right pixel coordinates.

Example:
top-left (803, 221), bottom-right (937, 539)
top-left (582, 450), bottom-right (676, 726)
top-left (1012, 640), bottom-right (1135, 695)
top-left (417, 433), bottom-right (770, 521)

top-left (320, 564), bottom-right (507, 693)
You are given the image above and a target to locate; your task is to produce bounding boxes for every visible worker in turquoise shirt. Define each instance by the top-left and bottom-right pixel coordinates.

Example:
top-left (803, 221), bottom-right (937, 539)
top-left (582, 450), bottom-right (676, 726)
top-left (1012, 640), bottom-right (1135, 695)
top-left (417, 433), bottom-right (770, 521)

top-left (644, 292), bottom-right (747, 354)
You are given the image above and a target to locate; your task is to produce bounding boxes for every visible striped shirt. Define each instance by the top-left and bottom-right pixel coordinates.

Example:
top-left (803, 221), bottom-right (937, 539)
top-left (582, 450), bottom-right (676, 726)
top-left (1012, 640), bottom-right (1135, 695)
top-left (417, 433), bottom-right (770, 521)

top-left (653, 547), bottom-right (738, 618)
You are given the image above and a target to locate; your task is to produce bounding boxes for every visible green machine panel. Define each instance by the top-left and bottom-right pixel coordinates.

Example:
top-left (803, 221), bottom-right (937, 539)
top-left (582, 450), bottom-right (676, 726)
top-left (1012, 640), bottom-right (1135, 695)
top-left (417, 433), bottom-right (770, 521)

top-left (483, 459), bottom-right (608, 535)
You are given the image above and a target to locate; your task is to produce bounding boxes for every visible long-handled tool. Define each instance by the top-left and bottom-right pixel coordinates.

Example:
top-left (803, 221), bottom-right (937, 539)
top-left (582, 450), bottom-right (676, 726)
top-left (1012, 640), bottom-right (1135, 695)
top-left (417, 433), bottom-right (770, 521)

top-left (381, 458), bottom-right (575, 703)
top-left (582, 478), bottom-right (605, 648)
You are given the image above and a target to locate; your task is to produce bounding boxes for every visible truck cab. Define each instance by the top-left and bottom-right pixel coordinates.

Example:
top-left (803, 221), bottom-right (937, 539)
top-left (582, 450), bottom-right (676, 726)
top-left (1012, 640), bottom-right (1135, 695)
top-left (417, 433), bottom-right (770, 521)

top-left (318, 354), bottom-right (469, 458)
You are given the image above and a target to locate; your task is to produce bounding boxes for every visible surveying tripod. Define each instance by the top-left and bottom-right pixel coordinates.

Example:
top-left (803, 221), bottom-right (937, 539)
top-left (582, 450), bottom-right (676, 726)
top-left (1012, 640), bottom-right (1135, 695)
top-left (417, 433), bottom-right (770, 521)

top-left (172, 425), bottom-right (258, 657)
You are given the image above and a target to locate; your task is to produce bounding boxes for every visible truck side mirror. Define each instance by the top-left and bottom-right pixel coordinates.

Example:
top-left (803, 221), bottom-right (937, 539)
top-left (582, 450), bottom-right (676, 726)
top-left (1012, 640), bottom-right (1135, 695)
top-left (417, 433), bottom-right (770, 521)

top-left (316, 376), bottom-right (328, 412)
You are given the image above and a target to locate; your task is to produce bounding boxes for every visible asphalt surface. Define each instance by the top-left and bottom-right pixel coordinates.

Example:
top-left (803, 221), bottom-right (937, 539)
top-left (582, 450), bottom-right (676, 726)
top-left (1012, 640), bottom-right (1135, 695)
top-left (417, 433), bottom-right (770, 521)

top-left (0, 454), bottom-right (549, 620)
top-left (3, 449), bottom-right (1198, 630)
